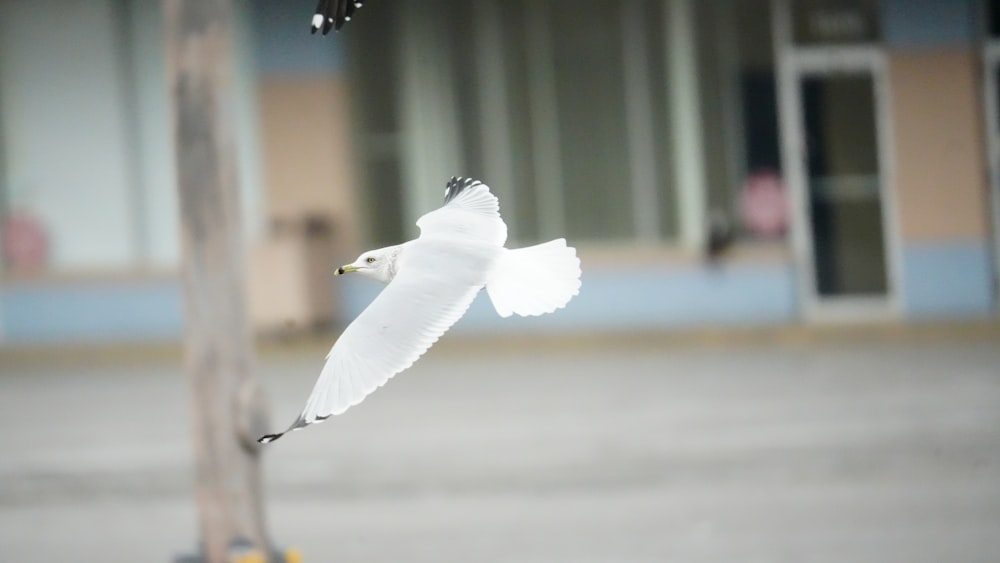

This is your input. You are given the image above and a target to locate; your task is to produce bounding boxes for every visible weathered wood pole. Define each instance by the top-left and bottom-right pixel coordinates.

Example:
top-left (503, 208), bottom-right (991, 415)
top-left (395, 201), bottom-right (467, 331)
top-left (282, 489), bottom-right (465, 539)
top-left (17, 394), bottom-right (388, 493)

top-left (164, 1), bottom-right (271, 561)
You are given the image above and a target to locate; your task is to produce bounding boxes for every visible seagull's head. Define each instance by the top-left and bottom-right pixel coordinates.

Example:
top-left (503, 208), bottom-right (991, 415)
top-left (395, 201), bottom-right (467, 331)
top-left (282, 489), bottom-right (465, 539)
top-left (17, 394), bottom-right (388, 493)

top-left (336, 245), bottom-right (401, 284)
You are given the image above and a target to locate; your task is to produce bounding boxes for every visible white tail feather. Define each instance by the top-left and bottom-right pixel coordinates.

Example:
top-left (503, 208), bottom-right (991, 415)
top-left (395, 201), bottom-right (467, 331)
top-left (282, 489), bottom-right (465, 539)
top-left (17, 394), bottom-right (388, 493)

top-left (486, 239), bottom-right (581, 318)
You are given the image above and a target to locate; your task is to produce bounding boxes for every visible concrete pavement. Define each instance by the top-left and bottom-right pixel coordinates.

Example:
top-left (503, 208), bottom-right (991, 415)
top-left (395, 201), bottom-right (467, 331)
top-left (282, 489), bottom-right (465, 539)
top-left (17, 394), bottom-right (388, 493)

top-left (1, 332), bottom-right (999, 562)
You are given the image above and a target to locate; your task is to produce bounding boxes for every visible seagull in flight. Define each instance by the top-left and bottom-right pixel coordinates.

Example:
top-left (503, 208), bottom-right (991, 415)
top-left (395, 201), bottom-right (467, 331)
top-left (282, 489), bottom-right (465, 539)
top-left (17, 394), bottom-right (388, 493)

top-left (311, 0), bottom-right (365, 34)
top-left (259, 177), bottom-right (582, 443)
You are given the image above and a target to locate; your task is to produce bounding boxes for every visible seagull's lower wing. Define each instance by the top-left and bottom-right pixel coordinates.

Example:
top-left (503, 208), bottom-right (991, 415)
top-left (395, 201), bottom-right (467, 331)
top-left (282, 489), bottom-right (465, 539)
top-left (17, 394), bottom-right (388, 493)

top-left (259, 240), bottom-right (493, 443)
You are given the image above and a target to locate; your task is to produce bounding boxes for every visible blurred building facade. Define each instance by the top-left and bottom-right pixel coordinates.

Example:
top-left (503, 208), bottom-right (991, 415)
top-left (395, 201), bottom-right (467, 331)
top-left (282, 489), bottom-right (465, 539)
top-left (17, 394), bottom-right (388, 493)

top-left (0, 0), bottom-right (996, 344)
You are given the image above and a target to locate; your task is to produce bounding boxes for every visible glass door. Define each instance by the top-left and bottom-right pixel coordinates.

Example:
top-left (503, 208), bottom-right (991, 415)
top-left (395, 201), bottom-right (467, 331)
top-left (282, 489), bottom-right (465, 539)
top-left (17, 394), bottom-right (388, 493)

top-left (774, 0), bottom-right (898, 319)
top-left (778, 49), bottom-right (899, 319)
top-left (800, 72), bottom-right (888, 298)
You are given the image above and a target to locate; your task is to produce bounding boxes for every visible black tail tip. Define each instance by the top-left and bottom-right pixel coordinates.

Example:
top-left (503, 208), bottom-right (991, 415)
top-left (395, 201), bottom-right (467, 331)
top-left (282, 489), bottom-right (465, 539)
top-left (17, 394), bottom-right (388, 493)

top-left (257, 432), bottom-right (284, 444)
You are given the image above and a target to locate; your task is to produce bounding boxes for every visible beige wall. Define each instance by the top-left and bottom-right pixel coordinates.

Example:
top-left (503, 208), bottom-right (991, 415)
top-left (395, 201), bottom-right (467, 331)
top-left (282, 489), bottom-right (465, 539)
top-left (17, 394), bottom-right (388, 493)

top-left (257, 76), bottom-right (360, 250)
top-left (248, 76), bottom-right (361, 331)
top-left (889, 49), bottom-right (989, 242)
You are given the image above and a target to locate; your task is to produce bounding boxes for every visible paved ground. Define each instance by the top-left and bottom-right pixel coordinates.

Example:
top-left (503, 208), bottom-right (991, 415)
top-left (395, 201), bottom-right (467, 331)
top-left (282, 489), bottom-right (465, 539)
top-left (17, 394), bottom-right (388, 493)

top-left (1, 330), bottom-right (999, 562)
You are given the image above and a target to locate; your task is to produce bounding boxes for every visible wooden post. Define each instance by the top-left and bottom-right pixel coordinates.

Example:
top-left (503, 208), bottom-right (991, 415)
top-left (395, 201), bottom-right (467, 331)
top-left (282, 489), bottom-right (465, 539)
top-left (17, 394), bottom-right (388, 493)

top-left (164, 1), bottom-right (271, 561)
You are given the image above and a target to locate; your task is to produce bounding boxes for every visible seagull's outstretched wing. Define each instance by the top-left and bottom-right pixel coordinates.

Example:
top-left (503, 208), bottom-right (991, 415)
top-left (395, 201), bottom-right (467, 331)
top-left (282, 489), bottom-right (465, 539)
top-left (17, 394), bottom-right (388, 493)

top-left (416, 177), bottom-right (508, 246)
top-left (258, 240), bottom-right (492, 443)
top-left (311, 0), bottom-right (365, 34)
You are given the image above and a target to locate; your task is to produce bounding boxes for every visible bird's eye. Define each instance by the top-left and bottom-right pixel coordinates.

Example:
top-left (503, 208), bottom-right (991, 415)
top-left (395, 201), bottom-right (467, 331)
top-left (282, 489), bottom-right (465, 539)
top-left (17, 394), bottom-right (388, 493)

top-left (366, 257), bottom-right (376, 264)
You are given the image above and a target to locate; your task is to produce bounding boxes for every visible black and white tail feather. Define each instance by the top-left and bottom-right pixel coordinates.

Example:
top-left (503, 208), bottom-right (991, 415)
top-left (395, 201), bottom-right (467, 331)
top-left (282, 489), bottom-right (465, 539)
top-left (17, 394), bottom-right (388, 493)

top-left (311, 0), bottom-right (365, 35)
top-left (258, 176), bottom-right (581, 444)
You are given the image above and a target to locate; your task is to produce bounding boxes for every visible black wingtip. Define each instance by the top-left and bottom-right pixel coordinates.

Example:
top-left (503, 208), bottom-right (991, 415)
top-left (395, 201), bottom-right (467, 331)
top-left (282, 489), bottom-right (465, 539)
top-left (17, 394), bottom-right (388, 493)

top-left (257, 432), bottom-right (284, 444)
top-left (259, 414), bottom-right (328, 444)
top-left (443, 176), bottom-right (482, 204)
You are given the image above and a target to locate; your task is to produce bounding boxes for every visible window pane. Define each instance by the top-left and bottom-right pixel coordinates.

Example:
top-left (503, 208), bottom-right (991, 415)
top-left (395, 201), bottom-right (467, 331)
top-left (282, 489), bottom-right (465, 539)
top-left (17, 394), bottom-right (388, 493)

top-left (500, 0), bottom-right (541, 242)
top-left (992, 0), bottom-right (1000, 37)
top-left (344, 2), bottom-right (399, 136)
top-left (700, 0), bottom-right (781, 240)
top-left (801, 74), bottom-right (887, 296)
top-left (361, 156), bottom-right (405, 246)
top-left (550, 0), bottom-right (634, 241)
top-left (640, 0), bottom-right (677, 240)
top-left (696, 1), bottom-right (733, 221)
top-left (442, 1), bottom-right (484, 181)
top-left (344, 1), bottom-right (404, 245)
top-left (0, 0), bottom-right (136, 270)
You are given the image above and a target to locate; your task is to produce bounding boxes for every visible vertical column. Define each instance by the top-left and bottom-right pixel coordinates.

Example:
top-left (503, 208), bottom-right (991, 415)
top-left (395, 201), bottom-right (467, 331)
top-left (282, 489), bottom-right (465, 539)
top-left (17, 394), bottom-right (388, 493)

top-left (667, 0), bottom-right (708, 250)
top-left (771, 0), bottom-right (814, 304)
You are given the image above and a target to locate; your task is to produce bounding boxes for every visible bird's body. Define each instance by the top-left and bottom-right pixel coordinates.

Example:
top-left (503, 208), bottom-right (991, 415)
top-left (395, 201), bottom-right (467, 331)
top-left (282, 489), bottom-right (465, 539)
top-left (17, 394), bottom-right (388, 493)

top-left (259, 178), bottom-right (581, 443)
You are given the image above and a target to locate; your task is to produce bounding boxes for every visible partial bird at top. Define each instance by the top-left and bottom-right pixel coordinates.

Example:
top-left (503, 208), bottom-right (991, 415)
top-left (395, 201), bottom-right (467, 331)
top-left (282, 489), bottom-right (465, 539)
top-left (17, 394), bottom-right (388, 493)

top-left (258, 177), bottom-right (582, 444)
top-left (311, 0), bottom-right (365, 34)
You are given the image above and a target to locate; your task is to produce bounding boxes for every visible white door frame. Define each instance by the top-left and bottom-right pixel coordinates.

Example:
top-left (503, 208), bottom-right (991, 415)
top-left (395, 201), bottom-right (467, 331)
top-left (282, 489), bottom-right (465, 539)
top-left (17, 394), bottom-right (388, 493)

top-left (773, 0), bottom-right (902, 322)
top-left (982, 40), bottom-right (1000, 306)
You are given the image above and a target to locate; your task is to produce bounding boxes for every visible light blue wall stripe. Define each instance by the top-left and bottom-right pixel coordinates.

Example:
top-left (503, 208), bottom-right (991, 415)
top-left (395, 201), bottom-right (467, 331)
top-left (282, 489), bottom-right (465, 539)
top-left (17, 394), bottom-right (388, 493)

top-left (1, 243), bottom-right (993, 345)
top-left (0, 282), bottom-right (182, 345)
top-left (901, 240), bottom-right (995, 317)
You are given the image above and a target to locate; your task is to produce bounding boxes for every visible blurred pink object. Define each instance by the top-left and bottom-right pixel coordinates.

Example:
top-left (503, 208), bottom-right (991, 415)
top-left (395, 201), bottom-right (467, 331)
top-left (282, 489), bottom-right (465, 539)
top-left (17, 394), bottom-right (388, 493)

top-left (740, 170), bottom-right (787, 237)
top-left (2, 211), bottom-right (49, 274)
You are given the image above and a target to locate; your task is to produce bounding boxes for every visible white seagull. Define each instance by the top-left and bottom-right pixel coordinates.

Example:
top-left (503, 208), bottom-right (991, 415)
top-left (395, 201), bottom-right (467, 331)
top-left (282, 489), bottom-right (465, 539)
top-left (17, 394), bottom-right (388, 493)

top-left (259, 177), bottom-right (581, 443)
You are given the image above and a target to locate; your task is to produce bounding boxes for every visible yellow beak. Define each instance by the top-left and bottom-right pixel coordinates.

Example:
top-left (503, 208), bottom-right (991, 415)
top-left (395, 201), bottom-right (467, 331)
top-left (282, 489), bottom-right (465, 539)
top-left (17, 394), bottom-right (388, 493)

top-left (335, 265), bottom-right (359, 276)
